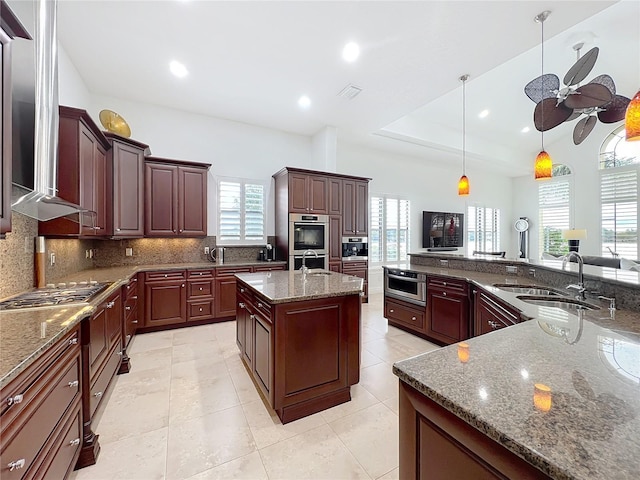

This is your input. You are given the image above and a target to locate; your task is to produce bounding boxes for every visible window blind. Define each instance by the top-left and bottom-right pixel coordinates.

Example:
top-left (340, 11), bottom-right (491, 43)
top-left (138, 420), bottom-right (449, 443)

top-left (539, 181), bottom-right (570, 255)
top-left (218, 179), bottom-right (265, 244)
top-left (370, 195), bottom-right (410, 263)
top-left (467, 206), bottom-right (500, 255)
top-left (601, 168), bottom-right (638, 260)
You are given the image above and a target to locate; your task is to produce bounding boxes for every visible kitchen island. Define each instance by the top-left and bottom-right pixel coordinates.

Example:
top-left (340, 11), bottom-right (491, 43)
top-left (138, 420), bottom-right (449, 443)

top-left (234, 269), bottom-right (363, 423)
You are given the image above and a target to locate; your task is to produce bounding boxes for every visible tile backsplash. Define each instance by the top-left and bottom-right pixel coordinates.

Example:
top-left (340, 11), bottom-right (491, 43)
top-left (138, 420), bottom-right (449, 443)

top-left (0, 213), bottom-right (38, 299)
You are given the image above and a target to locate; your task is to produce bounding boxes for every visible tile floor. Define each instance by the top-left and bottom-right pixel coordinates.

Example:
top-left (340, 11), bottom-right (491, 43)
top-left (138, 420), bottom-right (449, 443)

top-left (69, 293), bottom-right (440, 480)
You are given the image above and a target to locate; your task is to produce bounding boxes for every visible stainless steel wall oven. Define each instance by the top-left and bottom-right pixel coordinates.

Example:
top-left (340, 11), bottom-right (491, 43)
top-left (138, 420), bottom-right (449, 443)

top-left (289, 213), bottom-right (329, 269)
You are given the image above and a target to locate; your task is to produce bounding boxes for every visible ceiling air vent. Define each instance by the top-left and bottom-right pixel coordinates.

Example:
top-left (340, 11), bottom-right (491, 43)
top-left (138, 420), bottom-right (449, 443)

top-left (337, 84), bottom-right (363, 100)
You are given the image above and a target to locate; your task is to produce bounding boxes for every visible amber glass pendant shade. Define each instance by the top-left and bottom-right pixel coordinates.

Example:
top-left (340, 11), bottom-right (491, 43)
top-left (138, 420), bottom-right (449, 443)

top-left (534, 150), bottom-right (552, 180)
top-left (625, 89), bottom-right (640, 141)
top-left (458, 175), bottom-right (470, 196)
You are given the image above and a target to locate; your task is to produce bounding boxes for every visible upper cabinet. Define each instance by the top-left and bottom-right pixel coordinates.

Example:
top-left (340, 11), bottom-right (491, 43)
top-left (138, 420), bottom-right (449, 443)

top-left (287, 171), bottom-right (328, 214)
top-left (105, 133), bottom-right (149, 238)
top-left (342, 179), bottom-right (368, 236)
top-left (144, 157), bottom-right (210, 237)
top-left (39, 106), bottom-right (111, 237)
top-left (0, 2), bottom-right (31, 238)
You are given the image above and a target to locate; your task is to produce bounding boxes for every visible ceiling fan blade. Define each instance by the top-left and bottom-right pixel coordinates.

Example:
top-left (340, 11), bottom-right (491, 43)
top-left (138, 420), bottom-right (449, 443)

top-left (573, 116), bottom-right (597, 145)
top-left (563, 47), bottom-right (599, 86)
top-left (590, 74), bottom-right (616, 95)
top-left (534, 98), bottom-right (573, 131)
top-left (598, 95), bottom-right (631, 123)
top-left (564, 83), bottom-right (613, 109)
top-left (524, 74), bottom-right (560, 103)
top-left (565, 110), bottom-right (581, 122)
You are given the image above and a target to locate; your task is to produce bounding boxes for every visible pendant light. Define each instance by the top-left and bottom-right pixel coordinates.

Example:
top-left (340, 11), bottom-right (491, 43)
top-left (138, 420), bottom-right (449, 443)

top-left (625, 88), bottom-right (640, 141)
top-left (458, 74), bottom-right (470, 196)
top-left (534, 11), bottom-right (553, 180)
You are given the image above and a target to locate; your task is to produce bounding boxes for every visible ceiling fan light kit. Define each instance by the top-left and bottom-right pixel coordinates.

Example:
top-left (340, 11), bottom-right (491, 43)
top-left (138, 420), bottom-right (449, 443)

top-left (625, 89), bottom-right (640, 141)
top-left (458, 74), bottom-right (470, 196)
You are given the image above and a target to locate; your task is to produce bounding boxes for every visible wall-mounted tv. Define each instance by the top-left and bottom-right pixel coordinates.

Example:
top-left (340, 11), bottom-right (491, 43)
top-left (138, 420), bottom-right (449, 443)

top-left (422, 211), bottom-right (464, 249)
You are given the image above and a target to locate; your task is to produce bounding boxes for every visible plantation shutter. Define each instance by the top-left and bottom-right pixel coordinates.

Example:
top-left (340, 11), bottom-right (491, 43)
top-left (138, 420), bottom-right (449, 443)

top-left (601, 169), bottom-right (638, 260)
top-left (539, 181), bottom-right (570, 255)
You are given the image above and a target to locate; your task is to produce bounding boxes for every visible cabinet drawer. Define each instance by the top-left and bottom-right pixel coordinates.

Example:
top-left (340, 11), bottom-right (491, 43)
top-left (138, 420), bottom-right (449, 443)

top-left (124, 295), bottom-right (137, 318)
top-left (428, 277), bottom-right (468, 295)
top-left (342, 261), bottom-right (367, 271)
top-left (385, 299), bottom-right (425, 329)
top-left (188, 269), bottom-right (214, 279)
top-left (254, 297), bottom-right (272, 322)
top-left (34, 404), bottom-right (82, 480)
top-left (145, 270), bottom-right (186, 282)
top-left (188, 280), bottom-right (213, 298)
top-left (90, 343), bottom-right (121, 416)
top-left (188, 300), bottom-right (214, 321)
top-left (253, 264), bottom-right (286, 272)
top-left (0, 352), bottom-right (80, 480)
top-left (124, 277), bottom-right (138, 298)
top-left (216, 267), bottom-right (252, 277)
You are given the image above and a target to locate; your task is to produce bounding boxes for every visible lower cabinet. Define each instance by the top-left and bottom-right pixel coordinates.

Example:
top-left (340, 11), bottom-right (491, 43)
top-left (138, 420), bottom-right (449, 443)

top-left (473, 289), bottom-right (522, 336)
top-left (119, 274), bottom-right (139, 374)
top-left (187, 269), bottom-right (215, 321)
top-left (143, 270), bottom-right (187, 328)
top-left (215, 267), bottom-right (253, 318)
top-left (399, 380), bottom-right (550, 479)
top-left (426, 276), bottom-right (470, 345)
top-left (342, 260), bottom-right (368, 303)
top-left (385, 297), bottom-right (427, 334)
top-left (0, 327), bottom-right (82, 480)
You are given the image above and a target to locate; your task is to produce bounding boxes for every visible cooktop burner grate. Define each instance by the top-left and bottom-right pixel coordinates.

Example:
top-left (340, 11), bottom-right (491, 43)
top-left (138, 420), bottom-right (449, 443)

top-left (0, 282), bottom-right (110, 310)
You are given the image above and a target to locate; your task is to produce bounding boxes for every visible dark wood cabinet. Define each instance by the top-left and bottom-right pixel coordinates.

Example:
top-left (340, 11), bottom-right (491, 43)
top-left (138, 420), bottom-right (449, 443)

top-left (426, 276), bottom-right (470, 345)
top-left (0, 327), bottom-right (81, 480)
top-left (329, 215), bottom-right (342, 272)
top-left (144, 158), bottom-right (209, 237)
top-left (342, 260), bottom-right (367, 302)
top-left (119, 273), bottom-right (139, 374)
top-left (287, 172), bottom-right (328, 214)
top-left (143, 270), bottom-right (187, 327)
top-left (187, 269), bottom-right (215, 322)
top-left (216, 267), bottom-right (252, 318)
top-left (385, 297), bottom-right (426, 333)
top-left (0, 3), bottom-right (30, 238)
top-left (473, 289), bottom-right (522, 336)
top-left (39, 106), bottom-right (111, 237)
top-left (328, 178), bottom-right (342, 215)
top-left (105, 134), bottom-right (148, 238)
top-left (342, 179), bottom-right (368, 236)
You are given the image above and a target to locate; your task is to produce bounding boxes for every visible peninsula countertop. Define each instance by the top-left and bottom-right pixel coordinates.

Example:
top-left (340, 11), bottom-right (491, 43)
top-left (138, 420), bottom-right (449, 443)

top-left (390, 264), bottom-right (640, 480)
top-left (235, 269), bottom-right (363, 304)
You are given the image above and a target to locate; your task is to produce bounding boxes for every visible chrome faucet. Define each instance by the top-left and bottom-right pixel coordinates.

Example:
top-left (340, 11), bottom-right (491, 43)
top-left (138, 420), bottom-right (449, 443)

top-left (562, 251), bottom-right (586, 300)
top-left (300, 249), bottom-right (318, 274)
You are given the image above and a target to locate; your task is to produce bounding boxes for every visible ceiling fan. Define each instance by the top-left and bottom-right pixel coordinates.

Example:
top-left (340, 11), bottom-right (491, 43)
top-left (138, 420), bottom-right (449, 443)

top-left (524, 43), bottom-right (631, 145)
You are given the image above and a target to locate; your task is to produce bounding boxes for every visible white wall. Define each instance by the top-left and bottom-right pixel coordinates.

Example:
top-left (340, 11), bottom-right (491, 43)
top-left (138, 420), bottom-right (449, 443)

top-left (58, 46), bottom-right (91, 108)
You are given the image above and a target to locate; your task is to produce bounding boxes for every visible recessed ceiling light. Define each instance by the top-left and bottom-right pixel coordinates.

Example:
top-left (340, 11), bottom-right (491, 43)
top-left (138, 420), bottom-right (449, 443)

top-left (342, 42), bottom-right (360, 62)
top-left (478, 109), bottom-right (490, 119)
top-left (521, 126), bottom-right (531, 133)
top-left (298, 95), bottom-right (311, 109)
top-left (169, 60), bottom-right (188, 78)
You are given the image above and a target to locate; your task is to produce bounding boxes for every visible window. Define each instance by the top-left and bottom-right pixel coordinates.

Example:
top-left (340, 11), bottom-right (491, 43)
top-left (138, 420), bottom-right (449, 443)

top-left (370, 195), bottom-right (410, 263)
top-left (217, 178), bottom-right (266, 245)
top-left (539, 166), bottom-right (572, 256)
top-left (467, 206), bottom-right (500, 255)
top-left (600, 126), bottom-right (640, 260)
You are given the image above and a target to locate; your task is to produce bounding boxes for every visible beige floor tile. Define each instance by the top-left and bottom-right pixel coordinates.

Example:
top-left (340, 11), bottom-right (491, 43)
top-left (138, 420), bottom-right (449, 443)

top-left (391, 332), bottom-right (440, 354)
top-left (258, 424), bottom-right (371, 479)
top-left (329, 403), bottom-right (399, 479)
top-left (169, 375), bottom-right (240, 424)
top-left (212, 320), bottom-right (237, 344)
top-left (128, 330), bottom-right (174, 354)
top-left (228, 362), bottom-right (262, 404)
top-left (363, 337), bottom-right (422, 364)
top-left (172, 340), bottom-right (227, 364)
top-left (69, 427), bottom-right (168, 480)
top-left (377, 467), bottom-right (400, 479)
top-left (320, 383), bottom-right (380, 424)
top-left (383, 395), bottom-right (399, 415)
top-left (127, 345), bottom-right (173, 373)
top-left (184, 451), bottom-right (268, 480)
top-left (173, 323), bottom-right (218, 345)
top-left (166, 405), bottom-right (256, 480)
top-left (361, 325), bottom-right (386, 343)
top-left (359, 362), bottom-right (399, 402)
top-left (241, 398), bottom-right (326, 449)
top-left (171, 356), bottom-right (230, 386)
top-left (360, 348), bottom-right (384, 368)
top-left (112, 362), bottom-right (172, 394)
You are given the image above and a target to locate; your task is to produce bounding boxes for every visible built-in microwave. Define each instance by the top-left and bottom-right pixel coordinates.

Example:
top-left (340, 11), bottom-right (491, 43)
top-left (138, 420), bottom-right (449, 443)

top-left (289, 213), bottom-right (329, 255)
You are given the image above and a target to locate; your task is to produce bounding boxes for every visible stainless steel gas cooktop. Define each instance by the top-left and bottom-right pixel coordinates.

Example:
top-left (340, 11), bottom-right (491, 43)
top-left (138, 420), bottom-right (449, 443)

top-left (0, 282), bottom-right (110, 310)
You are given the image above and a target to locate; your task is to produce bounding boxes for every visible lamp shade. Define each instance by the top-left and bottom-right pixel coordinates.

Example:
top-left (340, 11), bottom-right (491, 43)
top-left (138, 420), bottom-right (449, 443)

top-left (562, 229), bottom-right (587, 240)
top-left (534, 150), bottom-right (552, 180)
top-left (625, 89), bottom-right (640, 142)
top-left (458, 174), bottom-right (470, 196)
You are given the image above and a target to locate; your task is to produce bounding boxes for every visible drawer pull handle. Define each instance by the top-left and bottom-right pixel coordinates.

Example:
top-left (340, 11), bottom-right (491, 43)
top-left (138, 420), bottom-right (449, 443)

top-left (182, 284), bottom-right (185, 288)
top-left (257, 302), bottom-right (263, 308)
top-left (68, 380), bottom-right (79, 388)
top-left (126, 334), bottom-right (131, 340)
top-left (240, 288), bottom-right (245, 293)
top-left (199, 287), bottom-right (203, 291)
top-left (442, 292), bottom-right (447, 296)
top-left (411, 316), bottom-right (416, 321)
top-left (7, 459), bottom-right (25, 471)
top-left (164, 274), bottom-right (168, 278)
top-left (199, 308), bottom-right (203, 312)
top-left (6, 394), bottom-right (23, 406)
top-left (250, 314), bottom-right (255, 320)
top-left (127, 285), bottom-right (130, 290)
top-left (106, 301), bottom-right (115, 309)
top-left (94, 391), bottom-right (103, 398)
top-left (389, 309), bottom-right (394, 313)
top-left (69, 337), bottom-right (78, 345)
top-left (132, 296), bottom-right (138, 300)
top-left (239, 302), bottom-right (246, 309)
top-left (488, 320), bottom-right (500, 329)
top-left (117, 351), bottom-right (123, 356)
top-left (132, 320), bottom-right (138, 324)
top-left (125, 306), bottom-right (131, 311)
top-left (69, 438), bottom-right (80, 447)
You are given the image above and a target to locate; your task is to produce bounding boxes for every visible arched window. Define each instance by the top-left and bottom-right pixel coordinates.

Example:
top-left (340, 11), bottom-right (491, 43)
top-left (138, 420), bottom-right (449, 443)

top-left (599, 125), bottom-right (640, 260)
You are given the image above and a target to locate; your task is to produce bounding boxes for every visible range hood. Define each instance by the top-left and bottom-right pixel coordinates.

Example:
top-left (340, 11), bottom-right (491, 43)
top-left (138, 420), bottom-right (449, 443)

top-left (11, 0), bottom-right (89, 222)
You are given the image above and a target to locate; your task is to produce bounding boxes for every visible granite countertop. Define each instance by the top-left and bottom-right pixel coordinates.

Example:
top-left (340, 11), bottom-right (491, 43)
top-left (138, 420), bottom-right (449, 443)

top-left (391, 264), bottom-right (640, 479)
top-left (0, 260), bottom-right (287, 389)
top-left (235, 269), bottom-right (363, 304)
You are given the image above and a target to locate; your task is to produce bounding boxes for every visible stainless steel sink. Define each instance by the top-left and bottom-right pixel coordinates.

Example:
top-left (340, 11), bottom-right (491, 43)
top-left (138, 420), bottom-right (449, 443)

top-left (516, 295), bottom-right (600, 311)
top-left (493, 284), bottom-right (564, 296)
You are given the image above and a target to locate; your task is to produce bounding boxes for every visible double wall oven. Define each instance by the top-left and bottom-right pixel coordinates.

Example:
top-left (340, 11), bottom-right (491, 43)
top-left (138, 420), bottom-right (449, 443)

top-left (289, 213), bottom-right (329, 270)
top-left (384, 268), bottom-right (426, 306)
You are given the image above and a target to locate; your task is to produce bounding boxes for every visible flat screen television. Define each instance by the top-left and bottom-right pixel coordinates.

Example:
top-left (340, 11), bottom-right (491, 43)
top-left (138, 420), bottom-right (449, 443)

top-left (422, 211), bottom-right (464, 249)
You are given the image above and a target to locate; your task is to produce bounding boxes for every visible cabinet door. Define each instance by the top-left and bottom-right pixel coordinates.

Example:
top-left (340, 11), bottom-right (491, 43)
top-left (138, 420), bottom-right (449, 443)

top-left (308, 175), bottom-right (328, 214)
top-left (105, 293), bottom-right (122, 348)
top-left (354, 181), bottom-right (368, 235)
top-left (144, 280), bottom-right (187, 327)
top-left (473, 290), bottom-right (520, 337)
top-left (145, 162), bottom-right (179, 236)
top-left (79, 123), bottom-right (96, 236)
top-left (427, 291), bottom-right (469, 344)
top-left (215, 277), bottom-right (239, 318)
top-left (253, 312), bottom-right (272, 400)
top-left (92, 143), bottom-right (108, 236)
top-left (236, 296), bottom-right (247, 351)
top-left (328, 178), bottom-right (342, 215)
top-left (89, 306), bottom-right (108, 378)
top-left (329, 215), bottom-right (342, 263)
top-left (342, 179), bottom-right (355, 235)
top-left (112, 140), bottom-right (145, 237)
top-left (178, 166), bottom-right (207, 236)
top-left (289, 172), bottom-right (309, 213)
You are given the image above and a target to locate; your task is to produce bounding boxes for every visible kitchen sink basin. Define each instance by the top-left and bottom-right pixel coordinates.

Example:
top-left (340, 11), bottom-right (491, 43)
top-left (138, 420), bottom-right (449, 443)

top-left (516, 295), bottom-right (600, 311)
top-left (493, 284), bottom-right (564, 296)
top-left (305, 270), bottom-right (333, 276)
